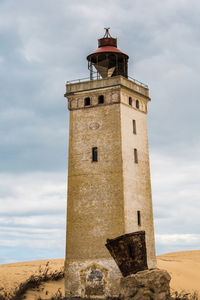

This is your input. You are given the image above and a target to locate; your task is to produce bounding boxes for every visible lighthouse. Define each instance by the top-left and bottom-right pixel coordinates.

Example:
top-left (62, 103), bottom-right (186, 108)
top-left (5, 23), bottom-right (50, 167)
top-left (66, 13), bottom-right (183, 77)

top-left (64, 29), bottom-right (156, 298)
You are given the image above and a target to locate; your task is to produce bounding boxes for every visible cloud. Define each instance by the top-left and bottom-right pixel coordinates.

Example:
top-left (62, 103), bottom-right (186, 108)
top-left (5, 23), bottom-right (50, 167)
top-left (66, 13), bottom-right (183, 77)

top-left (155, 234), bottom-right (200, 254)
top-left (0, 172), bottom-right (66, 263)
top-left (0, 172), bottom-right (66, 215)
top-left (151, 151), bottom-right (200, 253)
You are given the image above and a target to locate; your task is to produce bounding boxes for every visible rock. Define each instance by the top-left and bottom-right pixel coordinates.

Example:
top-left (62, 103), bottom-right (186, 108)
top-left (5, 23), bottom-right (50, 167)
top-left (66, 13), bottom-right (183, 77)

top-left (120, 268), bottom-right (171, 300)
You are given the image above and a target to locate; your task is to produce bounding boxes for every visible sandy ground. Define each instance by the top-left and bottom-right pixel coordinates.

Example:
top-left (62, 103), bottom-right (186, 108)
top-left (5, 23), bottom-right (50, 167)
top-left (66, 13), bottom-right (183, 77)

top-left (24, 278), bottom-right (64, 300)
top-left (0, 251), bottom-right (199, 299)
top-left (157, 250), bottom-right (200, 294)
top-left (0, 259), bottom-right (64, 299)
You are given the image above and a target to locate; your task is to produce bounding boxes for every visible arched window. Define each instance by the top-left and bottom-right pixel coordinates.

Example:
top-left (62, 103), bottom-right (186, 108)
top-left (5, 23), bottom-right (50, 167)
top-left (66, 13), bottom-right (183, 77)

top-left (136, 100), bottom-right (139, 109)
top-left (98, 95), bottom-right (104, 104)
top-left (129, 97), bottom-right (132, 106)
top-left (84, 97), bottom-right (91, 106)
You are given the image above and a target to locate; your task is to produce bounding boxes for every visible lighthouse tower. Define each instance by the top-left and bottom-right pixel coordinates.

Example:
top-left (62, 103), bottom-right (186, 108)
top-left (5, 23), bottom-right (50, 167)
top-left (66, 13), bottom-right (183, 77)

top-left (64, 29), bottom-right (156, 298)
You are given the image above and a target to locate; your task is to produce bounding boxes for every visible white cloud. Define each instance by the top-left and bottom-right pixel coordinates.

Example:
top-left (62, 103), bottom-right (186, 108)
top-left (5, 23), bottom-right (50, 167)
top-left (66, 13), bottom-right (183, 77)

top-left (0, 172), bottom-right (66, 262)
top-left (156, 234), bottom-right (200, 246)
top-left (0, 172), bottom-right (67, 215)
top-left (150, 150), bottom-right (200, 253)
top-left (20, 38), bottom-right (45, 63)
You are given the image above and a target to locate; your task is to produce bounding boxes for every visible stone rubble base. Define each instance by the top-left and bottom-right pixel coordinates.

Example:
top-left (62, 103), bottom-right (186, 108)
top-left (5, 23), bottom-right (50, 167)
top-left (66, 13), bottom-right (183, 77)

top-left (120, 268), bottom-right (171, 300)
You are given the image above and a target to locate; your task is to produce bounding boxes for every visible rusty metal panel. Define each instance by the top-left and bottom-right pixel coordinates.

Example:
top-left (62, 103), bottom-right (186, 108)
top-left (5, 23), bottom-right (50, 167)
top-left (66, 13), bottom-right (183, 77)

top-left (105, 231), bottom-right (148, 277)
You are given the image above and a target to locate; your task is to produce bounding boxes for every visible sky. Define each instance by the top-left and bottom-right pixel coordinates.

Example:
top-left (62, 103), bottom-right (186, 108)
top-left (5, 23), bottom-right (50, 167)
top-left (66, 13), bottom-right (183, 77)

top-left (0, 0), bottom-right (200, 264)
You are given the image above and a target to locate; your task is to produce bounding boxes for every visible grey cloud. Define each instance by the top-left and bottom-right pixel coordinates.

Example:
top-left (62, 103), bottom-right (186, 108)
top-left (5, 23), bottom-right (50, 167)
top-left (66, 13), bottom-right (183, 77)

top-left (0, 172), bottom-right (67, 214)
top-left (151, 152), bottom-right (200, 252)
top-left (0, 213), bottom-right (66, 233)
top-left (0, 172), bottom-right (66, 263)
top-left (155, 233), bottom-right (200, 255)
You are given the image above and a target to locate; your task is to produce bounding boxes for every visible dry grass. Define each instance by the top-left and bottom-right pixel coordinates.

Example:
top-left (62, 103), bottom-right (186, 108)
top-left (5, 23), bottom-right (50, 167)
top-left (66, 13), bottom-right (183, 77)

top-left (36, 291), bottom-right (199, 300)
top-left (37, 288), bottom-right (64, 299)
top-left (36, 292), bottom-right (199, 300)
top-left (0, 261), bottom-right (64, 300)
top-left (1, 286), bottom-right (199, 300)
top-left (0, 262), bottom-right (199, 300)
top-left (171, 291), bottom-right (199, 300)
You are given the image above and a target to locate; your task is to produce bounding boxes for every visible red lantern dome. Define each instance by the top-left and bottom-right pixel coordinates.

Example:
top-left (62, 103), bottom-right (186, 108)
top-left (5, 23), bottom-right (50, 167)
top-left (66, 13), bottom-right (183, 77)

top-left (87, 28), bottom-right (129, 79)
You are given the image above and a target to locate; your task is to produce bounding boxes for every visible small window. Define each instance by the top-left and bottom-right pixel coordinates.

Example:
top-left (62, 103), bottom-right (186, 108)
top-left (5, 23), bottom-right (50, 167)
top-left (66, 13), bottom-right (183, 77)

top-left (129, 97), bottom-right (132, 106)
top-left (134, 148), bottom-right (138, 163)
top-left (92, 147), bottom-right (98, 162)
top-left (98, 95), bottom-right (104, 104)
top-left (84, 97), bottom-right (91, 106)
top-left (132, 120), bottom-right (136, 134)
top-left (128, 244), bottom-right (135, 259)
top-left (137, 211), bottom-right (141, 226)
top-left (136, 100), bottom-right (139, 109)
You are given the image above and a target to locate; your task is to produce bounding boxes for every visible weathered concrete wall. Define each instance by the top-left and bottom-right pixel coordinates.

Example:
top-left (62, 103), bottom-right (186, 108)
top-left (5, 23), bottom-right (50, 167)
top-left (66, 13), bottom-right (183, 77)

top-left (66, 101), bottom-right (125, 261)
top-left (65, 75), bottom-right (149, 98)
top-left (65, 259), bottom-right (122, 298)
top-left (120, 89), bottom-right (156, 269)
top-left (65, 94), bottom-right (125, 297)
top-left (65, 76), bottom-right (156, 298)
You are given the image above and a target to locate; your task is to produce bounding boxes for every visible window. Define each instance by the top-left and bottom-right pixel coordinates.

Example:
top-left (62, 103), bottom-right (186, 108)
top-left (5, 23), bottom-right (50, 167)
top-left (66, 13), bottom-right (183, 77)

top-left (132, 120), bottom-right (136, 134)
top-left (128, 243), bottom-right (135, 259)
top-left (84, 97), bottom-right (91, 106)
top-left (129, 97), bottom-right (132, 106)
top-left (136, 100), bottom-right (139, 109)
top-left (98, 95), bottom-right (104, 104)
top-left (134, 148), bottom-right (138, 163)
top-left (92, 147), bottom-right (98, 162)
top-left (137, 211), bottom-right (141, 226)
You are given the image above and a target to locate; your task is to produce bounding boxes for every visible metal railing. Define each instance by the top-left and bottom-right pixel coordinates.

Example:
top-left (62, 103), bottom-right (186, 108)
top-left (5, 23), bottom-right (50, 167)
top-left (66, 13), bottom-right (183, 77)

top-left (66, 75), bottom-right (148, 89)
top-left (128, 76), bottom-right (148, 88)
top-left (66, 76), bottom-right (91, 84)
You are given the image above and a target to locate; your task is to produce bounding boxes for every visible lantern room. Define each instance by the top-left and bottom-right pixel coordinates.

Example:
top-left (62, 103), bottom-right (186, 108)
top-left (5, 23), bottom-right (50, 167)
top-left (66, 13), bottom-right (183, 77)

top-left (87, 28), bottom-right (129, 80)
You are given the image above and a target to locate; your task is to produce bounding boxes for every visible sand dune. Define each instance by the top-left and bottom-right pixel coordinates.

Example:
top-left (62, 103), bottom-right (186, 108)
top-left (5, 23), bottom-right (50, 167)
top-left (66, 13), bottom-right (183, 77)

top-left (0, 259), bottom-right (64, 299)
top-left (0, 251), bottom-right (199, 299)
top-left (157, 250), bottom-right (200, 294)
